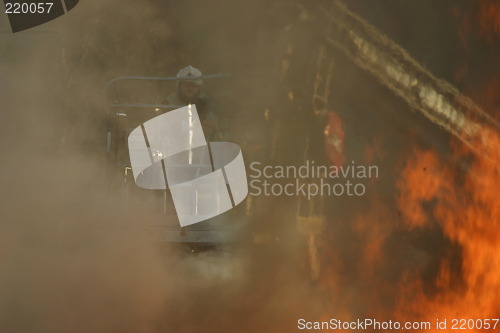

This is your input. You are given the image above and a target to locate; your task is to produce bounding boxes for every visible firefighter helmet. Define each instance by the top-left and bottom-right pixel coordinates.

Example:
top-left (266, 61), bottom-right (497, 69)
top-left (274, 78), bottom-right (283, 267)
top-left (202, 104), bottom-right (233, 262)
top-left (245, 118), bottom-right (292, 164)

top-left (176, 65), bottom-right (203, 86)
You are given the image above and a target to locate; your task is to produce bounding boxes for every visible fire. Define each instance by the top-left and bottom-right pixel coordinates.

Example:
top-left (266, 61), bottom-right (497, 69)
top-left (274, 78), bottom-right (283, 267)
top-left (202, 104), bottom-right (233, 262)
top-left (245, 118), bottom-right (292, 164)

top-left (392, 2), bottom-right (500, 325)
top-left (477, 0), bottom-right (500, 43)
top-left (395, 125), bottom-right (500, 327)
top-left (453, 0), bottom-right (500, 45)
top-left (312, 2), bottom-right (500, 327)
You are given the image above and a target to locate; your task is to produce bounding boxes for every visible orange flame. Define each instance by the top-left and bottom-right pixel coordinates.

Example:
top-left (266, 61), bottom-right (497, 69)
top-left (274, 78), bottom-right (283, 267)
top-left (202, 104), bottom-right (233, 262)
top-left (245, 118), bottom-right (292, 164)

top-left (395, 125), bottom-right (500, 327)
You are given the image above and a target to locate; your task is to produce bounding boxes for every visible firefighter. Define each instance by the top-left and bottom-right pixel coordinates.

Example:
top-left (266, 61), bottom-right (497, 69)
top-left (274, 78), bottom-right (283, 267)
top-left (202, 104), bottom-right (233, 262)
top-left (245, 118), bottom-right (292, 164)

top-left (164, 65), bottom-right (220, 140)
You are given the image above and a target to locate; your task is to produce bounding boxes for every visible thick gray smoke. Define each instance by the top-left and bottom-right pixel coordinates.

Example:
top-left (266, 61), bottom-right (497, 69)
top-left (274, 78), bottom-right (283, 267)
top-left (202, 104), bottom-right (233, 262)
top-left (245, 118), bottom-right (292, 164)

top-left (0, 1), bottom-right (322, 332)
